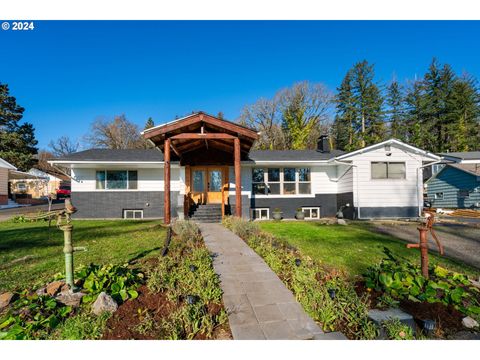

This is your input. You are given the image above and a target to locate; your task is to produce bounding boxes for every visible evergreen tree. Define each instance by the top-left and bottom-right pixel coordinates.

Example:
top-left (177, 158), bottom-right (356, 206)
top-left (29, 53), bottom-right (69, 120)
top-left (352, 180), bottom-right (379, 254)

top-left (385, 80), bottom-right (406, 140)
top-left (145, 117), bottom-right (155, 129)
top-left (350, 60), bottom-right (385, 147)
top-left (0, 83), bottom-right (38, 170)
top-left (333, 70), bottom-right (359, 151)
top-left (404, 80), bottom-right (427, 148)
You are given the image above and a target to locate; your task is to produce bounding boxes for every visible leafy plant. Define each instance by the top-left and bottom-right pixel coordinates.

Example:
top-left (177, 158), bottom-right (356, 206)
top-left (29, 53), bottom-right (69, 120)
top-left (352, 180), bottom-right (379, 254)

top-left (75, 263), bottom-right (143, 304)
top-left (51, 311), bottom-right (110, 340)
top-left (364, 248), bottom-right (480, 320)
top-left (0, 293), bottom-right (73, 340)
top-left (172, 220), bottom-right (202, 243)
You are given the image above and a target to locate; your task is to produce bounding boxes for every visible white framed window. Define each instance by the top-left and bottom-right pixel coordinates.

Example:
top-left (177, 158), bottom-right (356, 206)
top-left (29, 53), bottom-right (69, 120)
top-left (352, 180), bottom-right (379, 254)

top-left (96, 170), bottom-right (138, 190)
top-left (251, 208), bottom-right (269, 220)
top-left (434, 192), bottom-right (444, 200)
top-left (251, 168), bottom-right (311, 196)
top-left (302, 207), bottom-right (320, 219)
top-left (371, 162), bottom-right (406, 179)
top-left (123, 209), bottom-right (143, 219)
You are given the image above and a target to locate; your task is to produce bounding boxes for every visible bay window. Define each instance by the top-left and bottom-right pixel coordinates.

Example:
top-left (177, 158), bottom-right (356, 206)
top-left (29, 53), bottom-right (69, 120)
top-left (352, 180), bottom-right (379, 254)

top-left (251, 167), bottom-right (311, 196)
top-left (96, 170), bottom-right (138, 190)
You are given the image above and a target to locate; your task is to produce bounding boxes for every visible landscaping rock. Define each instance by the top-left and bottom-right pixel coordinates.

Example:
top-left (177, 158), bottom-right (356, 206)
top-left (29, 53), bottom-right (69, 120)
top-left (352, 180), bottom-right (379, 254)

top-left (91, 292), bottom-right (118, 315)
top-left (56, 289), bottom-right (85, 307)
top-left (35, 287), bottom-right (47, 296)
top-left (462, 316), bottom-right (479, 329)
top-left (46, 281), bottom-right (65, 296)
top-left (450, 331), bottom-right (480, 340)
top-left (0, 292), bottom-right (15, 309)
top-left (337, 219), bottom-right (347, 225)
top-left (368, 308), bottom-right (416, 339)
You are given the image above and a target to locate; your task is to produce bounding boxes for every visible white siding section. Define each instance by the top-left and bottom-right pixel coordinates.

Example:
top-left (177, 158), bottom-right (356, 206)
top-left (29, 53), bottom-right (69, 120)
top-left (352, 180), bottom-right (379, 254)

top-left (71, 167), bottom-right (182, 192)
top-left (311, 165), bottom-right (337, 194)
top-left (347, 146), bottom-right (422, 214)
top-left (0, 168), bottom-right (8, 195)
top-left (337, 166), bottom-right (353, 194)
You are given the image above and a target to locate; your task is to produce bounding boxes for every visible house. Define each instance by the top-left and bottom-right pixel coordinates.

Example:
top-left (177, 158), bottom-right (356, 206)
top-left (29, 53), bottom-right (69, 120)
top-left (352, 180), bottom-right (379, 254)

top-left (49, 112), bottom-right (440, 221)
top-left (10, 168), bottom-right (70, 199)
top-left (0, 157), bottom-right (43, 208)
top-left (425, 151), bottom-right (480, 209)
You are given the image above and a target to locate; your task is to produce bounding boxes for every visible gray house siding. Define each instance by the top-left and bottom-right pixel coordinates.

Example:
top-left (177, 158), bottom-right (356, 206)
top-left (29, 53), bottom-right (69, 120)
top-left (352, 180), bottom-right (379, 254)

top-left (72, 191), bottom-right (179, 219)
top-left (357, 206), bottom-right (418, 219)
top-left (426, 167), bottom-right (480, 209)
top-left (248, 194), bottom-right (344, 219)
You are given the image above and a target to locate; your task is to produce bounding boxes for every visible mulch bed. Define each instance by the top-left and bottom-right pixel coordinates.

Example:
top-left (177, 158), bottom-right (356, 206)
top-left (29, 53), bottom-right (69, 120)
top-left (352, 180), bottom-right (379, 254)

top-left (102, 285), bottom-right (232, 340)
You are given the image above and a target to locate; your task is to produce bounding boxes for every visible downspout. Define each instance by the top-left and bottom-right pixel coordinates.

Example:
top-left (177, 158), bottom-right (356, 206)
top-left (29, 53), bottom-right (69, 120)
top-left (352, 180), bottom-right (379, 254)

top-left (417, 159), bottom-right (444, 217)
top-left (331, 160), bottom-right (359, 219)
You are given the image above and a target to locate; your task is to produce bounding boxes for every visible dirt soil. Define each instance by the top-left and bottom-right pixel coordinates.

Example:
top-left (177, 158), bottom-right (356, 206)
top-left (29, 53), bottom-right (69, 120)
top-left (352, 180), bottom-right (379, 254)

top-left (102, 285), bottom-right (232, 340)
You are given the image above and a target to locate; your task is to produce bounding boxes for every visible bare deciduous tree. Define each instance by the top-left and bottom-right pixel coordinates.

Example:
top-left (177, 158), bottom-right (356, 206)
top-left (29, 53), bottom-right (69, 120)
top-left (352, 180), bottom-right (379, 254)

top-left (84, 115), bottom-right (151, 149)
top-left (48, 136), bottom-right (79, 157)
top-left (238, 81), bottom-right (333, 150)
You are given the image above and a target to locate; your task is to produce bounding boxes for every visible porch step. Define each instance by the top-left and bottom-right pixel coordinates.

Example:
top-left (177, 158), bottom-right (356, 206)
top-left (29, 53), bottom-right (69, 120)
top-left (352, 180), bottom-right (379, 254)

top-left (189, 204), bottom-right (222, 223)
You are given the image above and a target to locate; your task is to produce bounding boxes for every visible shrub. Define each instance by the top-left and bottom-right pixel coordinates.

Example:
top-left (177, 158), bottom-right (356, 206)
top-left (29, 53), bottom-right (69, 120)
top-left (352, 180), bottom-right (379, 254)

top-left (52, 311), bottom-right (110, 340)
top-left (172, 220), bottom-right (202, 243)
top-left (223, 216), bottom-right (259, 240)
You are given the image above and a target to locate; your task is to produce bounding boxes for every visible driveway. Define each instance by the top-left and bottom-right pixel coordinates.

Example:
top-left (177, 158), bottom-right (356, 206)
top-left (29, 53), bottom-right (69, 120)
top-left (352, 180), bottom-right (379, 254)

top-left (369, 220), bottom-right (480, 270)
top-left (0, 201), bottom-right (65, 221)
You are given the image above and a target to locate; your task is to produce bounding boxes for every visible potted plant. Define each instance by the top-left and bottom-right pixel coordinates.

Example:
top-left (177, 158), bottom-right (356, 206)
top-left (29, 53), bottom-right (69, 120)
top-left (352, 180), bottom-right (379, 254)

top-left (295, 208), bottom-right (305, 220)
top-left (272, 208), bottom-right (282, 221)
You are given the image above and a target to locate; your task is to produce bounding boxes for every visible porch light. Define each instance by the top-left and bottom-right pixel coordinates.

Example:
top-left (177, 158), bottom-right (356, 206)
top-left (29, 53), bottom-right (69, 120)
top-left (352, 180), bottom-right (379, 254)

top-left (189, 265), bottom-right (198, 272)
top-left (327, 289), bottom-right (336, 300)
top-left (295, 258), bottom-right (301, 267)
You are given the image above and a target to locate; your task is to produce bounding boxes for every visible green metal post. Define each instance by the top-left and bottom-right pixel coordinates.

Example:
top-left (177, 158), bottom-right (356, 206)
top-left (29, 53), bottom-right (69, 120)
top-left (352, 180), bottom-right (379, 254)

top-left (60, 224), bottom-right (74, 290)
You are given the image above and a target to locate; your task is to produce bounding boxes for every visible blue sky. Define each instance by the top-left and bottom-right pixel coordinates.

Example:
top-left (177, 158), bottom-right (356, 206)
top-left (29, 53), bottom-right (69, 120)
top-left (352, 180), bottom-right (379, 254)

top-left (1, 20), bottom-right (480, 149)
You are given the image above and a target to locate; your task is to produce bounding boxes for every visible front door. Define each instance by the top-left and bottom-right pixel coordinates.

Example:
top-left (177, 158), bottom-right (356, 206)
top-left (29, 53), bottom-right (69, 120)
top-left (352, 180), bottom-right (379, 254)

top-left (190, 167), bottom-right (224, 205)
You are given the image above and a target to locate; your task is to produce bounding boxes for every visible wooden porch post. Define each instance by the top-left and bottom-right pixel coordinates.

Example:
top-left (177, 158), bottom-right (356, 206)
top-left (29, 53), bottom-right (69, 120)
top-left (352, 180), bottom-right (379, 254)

top-left (234, 137), bottom-right (242, 217)
top-left (164, 138), bottom-right (171, 224)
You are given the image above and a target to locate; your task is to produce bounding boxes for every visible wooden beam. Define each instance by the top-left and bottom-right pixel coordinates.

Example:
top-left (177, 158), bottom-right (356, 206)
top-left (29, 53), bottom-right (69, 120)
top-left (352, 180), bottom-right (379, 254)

top-left (209, 139), bottom-right (234, 153)
top-left (176, 139), bottom-right (203, 151)
top-left (164, 138), bottom-right (171, 224)
top-left (234, 138), bottom-right (242, 217)
top-left (170, 133), bottom-right (236, 140)
top-left (170, 142), bottom-right (181, 157)
top-left (203, 114), bottom-right (259, 139)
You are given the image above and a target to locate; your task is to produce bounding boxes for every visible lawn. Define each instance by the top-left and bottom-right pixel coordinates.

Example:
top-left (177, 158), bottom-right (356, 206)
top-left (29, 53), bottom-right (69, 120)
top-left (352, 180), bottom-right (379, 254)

top-left (0, 219), bottom-right (165, 291)
top-left (258, 221), bottom-right (480, 278)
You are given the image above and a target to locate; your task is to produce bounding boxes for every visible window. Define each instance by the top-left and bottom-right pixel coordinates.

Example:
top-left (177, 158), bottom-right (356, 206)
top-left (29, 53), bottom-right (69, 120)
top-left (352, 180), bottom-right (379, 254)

top-left (251, 168), bottom-right (311, 196)
top-left (371, 162), bottom-right (406, 179)
top-left (458, 189), bottom-right (470, 198)
top-left (96, 170), bottom-right (138, 190)
top-left (302, 207), bottom-right (320, 219)
top-left (123, 209), bottom-right (143, 219)
top-left (251, 208), bottom-right (269, 220)
top-left (434, 192), bottom-right (444, 200)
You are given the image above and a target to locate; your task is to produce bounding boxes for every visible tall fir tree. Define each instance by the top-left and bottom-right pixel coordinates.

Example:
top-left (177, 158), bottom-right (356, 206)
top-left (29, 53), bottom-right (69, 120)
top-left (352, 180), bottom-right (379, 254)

top-left (385, 80), bottom-right (406, 140)
top-left (0, 82), bottom-right (38, 170)
top-left (333, 70), bottom-right (359, 151)
top-left (404, 80), bottom-right (427, 148)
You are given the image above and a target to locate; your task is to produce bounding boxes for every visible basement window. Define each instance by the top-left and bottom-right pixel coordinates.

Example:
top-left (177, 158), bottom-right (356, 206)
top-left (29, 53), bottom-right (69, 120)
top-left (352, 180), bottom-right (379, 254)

top-left (302, 207), bottom-right (320, 220)
top-left (251, 208), bottom-right (269, 220)
top-left (434, 192), bottom-right (444, 200)
top-left (123, 209), bottom-right (143, 219)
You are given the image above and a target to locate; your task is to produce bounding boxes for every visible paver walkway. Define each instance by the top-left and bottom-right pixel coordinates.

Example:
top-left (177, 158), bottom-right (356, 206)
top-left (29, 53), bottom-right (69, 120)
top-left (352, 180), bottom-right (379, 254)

top-left (199, 223), bottom-right (346, 340)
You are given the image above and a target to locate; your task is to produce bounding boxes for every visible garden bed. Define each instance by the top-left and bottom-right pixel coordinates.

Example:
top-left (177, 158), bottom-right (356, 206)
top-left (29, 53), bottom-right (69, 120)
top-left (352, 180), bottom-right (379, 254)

top-left (1, 220), bottom-right (231, 340)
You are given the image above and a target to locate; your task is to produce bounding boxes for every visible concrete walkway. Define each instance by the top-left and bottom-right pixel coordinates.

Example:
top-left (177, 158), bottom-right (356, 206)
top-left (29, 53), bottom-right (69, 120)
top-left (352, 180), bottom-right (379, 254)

top-left (199, 223), bottom-right (346, 340)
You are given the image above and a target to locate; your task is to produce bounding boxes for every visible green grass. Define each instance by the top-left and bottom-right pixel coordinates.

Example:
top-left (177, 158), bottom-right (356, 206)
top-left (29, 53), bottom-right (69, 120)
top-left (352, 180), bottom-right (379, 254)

top-left (0, 220), bottom-right (165, 291)
top-left (258, 221), bottom-right (480, 278)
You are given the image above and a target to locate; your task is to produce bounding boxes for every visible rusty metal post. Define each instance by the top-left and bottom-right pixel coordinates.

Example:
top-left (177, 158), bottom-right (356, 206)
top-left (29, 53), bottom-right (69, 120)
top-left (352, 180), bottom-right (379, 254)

top-left (418, 227), bottom-right (429, 279)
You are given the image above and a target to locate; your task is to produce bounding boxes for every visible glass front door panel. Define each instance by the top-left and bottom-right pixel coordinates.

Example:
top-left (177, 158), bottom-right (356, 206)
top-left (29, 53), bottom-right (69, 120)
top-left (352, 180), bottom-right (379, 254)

top-left (209, 170), bottom-right (222, 192)
top-left (192, 170), bottom-right (205, 192)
